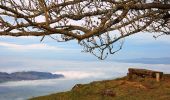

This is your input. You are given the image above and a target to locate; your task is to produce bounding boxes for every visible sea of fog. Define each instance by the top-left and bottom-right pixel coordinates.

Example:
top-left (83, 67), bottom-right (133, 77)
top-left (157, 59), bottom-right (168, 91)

top-left (0, 61), bottom-right (170, 100)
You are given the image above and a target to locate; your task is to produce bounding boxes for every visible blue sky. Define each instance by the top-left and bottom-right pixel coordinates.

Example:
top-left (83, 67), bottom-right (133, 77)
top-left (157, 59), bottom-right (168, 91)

top-left (0, 33), bottom-right (170, 61)
top-left (0, 32), bottom-right (170, 60)
top-left (0, 31), bottom-right (170, 73)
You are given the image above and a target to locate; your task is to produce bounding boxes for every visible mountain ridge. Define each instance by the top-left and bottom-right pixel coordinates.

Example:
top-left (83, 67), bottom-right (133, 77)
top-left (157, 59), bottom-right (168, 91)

top-left (0, 71), bottom-right (64, 83)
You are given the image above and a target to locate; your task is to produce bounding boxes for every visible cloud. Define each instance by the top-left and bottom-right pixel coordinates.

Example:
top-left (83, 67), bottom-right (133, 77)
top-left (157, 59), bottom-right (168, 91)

top-left (0, 42), bottom-right (61, 51)
top-left (0, 78), bottom-right (65, 87)
top-left (53, 71), bottom-right (105, 79)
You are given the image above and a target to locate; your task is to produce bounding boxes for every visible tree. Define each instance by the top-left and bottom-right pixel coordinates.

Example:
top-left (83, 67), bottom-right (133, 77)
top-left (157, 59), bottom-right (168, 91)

top-left (0, 0), bottom-right (170, 59)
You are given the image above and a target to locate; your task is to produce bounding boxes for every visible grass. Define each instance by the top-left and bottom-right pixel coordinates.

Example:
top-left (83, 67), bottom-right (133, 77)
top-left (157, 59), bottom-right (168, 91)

top-left (29, 74), bottom-right (170, 100)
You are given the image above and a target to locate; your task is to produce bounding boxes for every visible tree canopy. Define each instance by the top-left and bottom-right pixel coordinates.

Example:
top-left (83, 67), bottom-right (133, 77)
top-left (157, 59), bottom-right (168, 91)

top-left (0, 0), bottom-right (170, 59)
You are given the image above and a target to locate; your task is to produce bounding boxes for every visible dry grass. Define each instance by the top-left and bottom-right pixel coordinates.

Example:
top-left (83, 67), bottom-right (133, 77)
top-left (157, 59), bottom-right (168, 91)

top-left (30, 74), bottom-right (170, 100)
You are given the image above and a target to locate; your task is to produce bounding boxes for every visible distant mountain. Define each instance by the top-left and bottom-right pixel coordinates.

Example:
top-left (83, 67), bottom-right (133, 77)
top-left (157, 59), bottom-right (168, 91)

top-left (0, 71), bottom-right (64, 83)
top-left (115, 57), bottom-right (170, 64)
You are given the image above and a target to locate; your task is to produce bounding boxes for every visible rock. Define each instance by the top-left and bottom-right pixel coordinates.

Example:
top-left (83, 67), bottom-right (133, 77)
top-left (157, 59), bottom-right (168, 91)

top-left (101, 89), bottom-right (116, 97)
top-left (72, 84), bottom-right (83, 90)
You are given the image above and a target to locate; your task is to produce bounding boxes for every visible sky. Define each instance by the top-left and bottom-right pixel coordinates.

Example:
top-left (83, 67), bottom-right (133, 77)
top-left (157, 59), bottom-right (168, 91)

top-left (0, 32), bottom-right (170, 60)
top-left (0, 31), bottom-right (170, 72)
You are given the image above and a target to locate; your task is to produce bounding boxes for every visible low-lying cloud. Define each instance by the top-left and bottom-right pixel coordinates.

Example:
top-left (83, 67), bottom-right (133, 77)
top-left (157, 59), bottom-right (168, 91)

top-left (53, 71), bottom-right (105, 79)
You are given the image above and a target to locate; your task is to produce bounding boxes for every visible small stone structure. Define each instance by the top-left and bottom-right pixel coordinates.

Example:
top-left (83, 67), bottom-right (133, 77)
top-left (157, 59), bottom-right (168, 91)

top-left (127, 68), bottom-right (163, 82)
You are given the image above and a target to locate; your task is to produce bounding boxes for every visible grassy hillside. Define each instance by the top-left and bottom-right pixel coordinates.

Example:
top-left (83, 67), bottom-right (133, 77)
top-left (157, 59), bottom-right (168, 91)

top-left (30, 74), bottom-right (170, 100)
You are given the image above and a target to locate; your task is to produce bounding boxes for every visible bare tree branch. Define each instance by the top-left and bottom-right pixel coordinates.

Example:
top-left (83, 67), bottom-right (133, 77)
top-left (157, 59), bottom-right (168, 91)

top-left (0, 0), bottom-right (170, 59)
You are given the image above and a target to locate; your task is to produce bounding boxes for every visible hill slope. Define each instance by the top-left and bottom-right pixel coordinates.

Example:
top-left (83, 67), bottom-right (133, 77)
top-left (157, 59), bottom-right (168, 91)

top-left (30, 74), bottom-right (170, 100)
